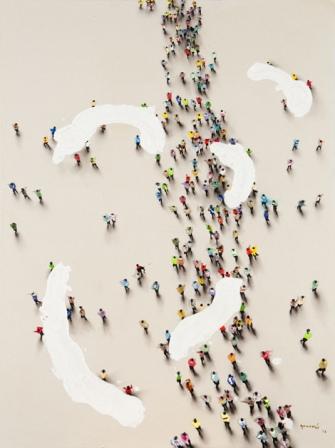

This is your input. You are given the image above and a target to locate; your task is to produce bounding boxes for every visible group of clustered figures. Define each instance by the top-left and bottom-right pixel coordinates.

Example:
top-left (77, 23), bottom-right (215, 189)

top-left (7, 0), bottom-right (328, 447)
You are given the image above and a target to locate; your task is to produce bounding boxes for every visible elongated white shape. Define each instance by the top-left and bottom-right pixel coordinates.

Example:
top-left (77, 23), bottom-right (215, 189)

top-left (247, 63), bottom-right (312, 117)
top-left (52, 105), bottom-right (166, 164)
top-left (210, 142), bottom-right (255, 208)
top-left (169, 278), bottom-right (241, 361)
top-left (40, 263), bottom-right (145, 427)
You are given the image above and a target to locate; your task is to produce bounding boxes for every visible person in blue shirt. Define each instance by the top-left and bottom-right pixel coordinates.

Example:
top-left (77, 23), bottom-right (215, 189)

top-left (135, 134), bottom-right (141, 150)
top-left (8, 182), bottom-right (18, 195)
top-left (50, 126), bottom-right (57, 139)
top-left (120, 278), bottom-right (129, 293)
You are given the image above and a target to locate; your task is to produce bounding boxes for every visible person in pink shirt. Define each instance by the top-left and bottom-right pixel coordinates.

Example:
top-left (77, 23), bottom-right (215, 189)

top-left (188, 358), bottom-right (197, 374)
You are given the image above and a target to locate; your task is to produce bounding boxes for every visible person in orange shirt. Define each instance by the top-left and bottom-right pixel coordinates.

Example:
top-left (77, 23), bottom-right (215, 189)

top-left (227, 352), bottom-right (238, 369)
top-left (185, 379), bottom-right (194, 396)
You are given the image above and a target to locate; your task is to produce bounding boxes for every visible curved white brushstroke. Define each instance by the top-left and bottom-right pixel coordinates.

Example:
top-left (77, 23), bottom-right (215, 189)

top-left (40, 263), bottom-right (145, 427)
top-left (210, 142), bottom-right (255, 208)
top-left (169, 278), bottom-right (241, 361)
top-left (247, 63), bottom-right (312, 117)
top-left (52, 105), bottom-right (166, 164)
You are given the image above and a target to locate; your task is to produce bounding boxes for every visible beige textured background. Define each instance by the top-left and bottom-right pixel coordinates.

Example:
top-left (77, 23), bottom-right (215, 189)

top-left (1, 0), bottom-right (335, 447)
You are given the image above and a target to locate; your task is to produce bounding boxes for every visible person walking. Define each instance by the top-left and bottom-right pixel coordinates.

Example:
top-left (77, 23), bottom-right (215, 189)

top-left (8, 182), bottom-right (18, 195)
top-left (192, 418), bottom-right (202, 436)
top-left (314, 194), bottom-right (323, 207)
top-left (292, 139), bottom-right (300, 151)
top-left (227, 373), bottom-right (239, 394)
top-left (211, 371), bottom-right (220, 390)
top-left (239, 418), bottom-right (248, 435)
top-left (297, 200), bottom-right (305, 213)
top-left (240, 371), bottom-right (250, 389)
top-left (261, 350), bottom-right (272, 367)
top-left (34, 326), bottom-right (44, 340)
top-left (180, 432), bottom-right (192, 447)
top-left (176, 284), bottom-right (185, 300)
top-left (312, 280), bottom-right (318, 295)
top-left (43, 136), bottom-right (51, 149)
top-left (287, 159), bottom-right (293, 172)
top-left (316, 358), bottom-right (328, 376)
top-left (221, 412), bottom-right (232, 431)
top-left (10, 222), bottom-right (18, 236)
top-left (315, 139), bottom-right (323, 151)
top-left (90, 157), bottom-right (99, 169)
top-left (176, 371), bottom-right (182, 387)
top-left (13, 122), bottom-right (20, 136)
top-left (79, 306), bottom-right (88, 320)
top-left (20, 187), bottom-right (31, 199)
top-left (200, 394), bottom-right (211, 409)
top-left (188, 358), bottom-right (197, 374)
top-left (34, 189), bottom-right (43, 204)
top-left (97, 308), bottom-right (107, 323)
top-left (50, 126), bottom-right (57, 139)
top-left (256, 430), bottom-right (269, 447)
top-left (151, 281), bottom-right (160, 297)
top-left (74, 153), bottom-right (81, 166)
top-left (30, 292), bottom-right (42, 306)
top-left (185, 379), bottom-right (195, 396)
top-left (120, 278), bottom-right (130, 293)
top-left (227, 352), bottom-right (238, 370)
top-left (300, 328), bottom-right (312, 347)
top-left (139, 320), bottom-right (149, 334)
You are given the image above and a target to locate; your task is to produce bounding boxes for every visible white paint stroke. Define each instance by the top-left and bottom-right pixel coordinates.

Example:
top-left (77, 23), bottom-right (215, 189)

top-left (272, 357), bottom-right (282, 366)
top-left (52, 105), bottom-right (166, 164)
top-left (40, 263), bottom-right (145, 427)
top-left (210, 142), bottom-right (255, 208)
top-left (169, 278), bottom-right (241, 361)
top-left (247, 63), bottom-right (312, 117)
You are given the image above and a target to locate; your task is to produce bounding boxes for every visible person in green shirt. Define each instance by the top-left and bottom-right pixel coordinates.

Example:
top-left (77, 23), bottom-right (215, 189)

top-left (10, 222), bottom-right (18, 236)
top-left (300, 328), bottom-right (312, 347)
top-left (240, 371), bottom-right (250, 389)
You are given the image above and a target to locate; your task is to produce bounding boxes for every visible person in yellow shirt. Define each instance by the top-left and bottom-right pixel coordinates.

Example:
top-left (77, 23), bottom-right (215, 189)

top-left (176, 284), bottom-right (185, 299)
top-left (221, 412), bottom-right (231, 430)
top-left (291, 73), bottom-right (298, 80)
top-left (196, 113), bottom-right (203, 125)
top-left (177, 309), bottom-right (186, 320)
top-left (192, 418), bottom-right (202, 434)
top-left (43, 136), bottom-right (51, 149)
top-left (228, 352), bottom-right (238, 369)
top-left (316, 358), bottom-right (327, 376)
top-left (162, 111), bottom-right (169, 123)
top-left (99, 369), bottom-right (108, 381)
top-left (139, 320), bottom-right (149, 334)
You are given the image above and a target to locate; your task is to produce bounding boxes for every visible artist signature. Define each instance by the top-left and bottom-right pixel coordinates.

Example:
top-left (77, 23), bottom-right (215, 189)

top-left (300, 424), bottom-right (327, 433)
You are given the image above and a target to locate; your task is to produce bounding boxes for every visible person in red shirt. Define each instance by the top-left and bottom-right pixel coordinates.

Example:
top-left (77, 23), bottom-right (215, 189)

top-left (123, 385), bottom-right (134, 395)
top-left (246, 246), bottom-right (252, 263)
top-left (74, 153), bottom-right (81, 166)
top-left (261, 350), bottom-right (272, 367)
top-left (179, 195), bottom-right (187, 208)
top-left (188, 358), bottom-right (197, 374)
top-left (166, 91), bottom-right (173, 105)
top-left (34, 326), bottom-right (44, 340)
top-left (220, 324), bottom-right (227, 338)
top-left (196, 96), bottom-right (202, 108)
top-left (218, 267), bottom-right (225, 277)
top-left (255, 417), bottom-right (266, 431)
